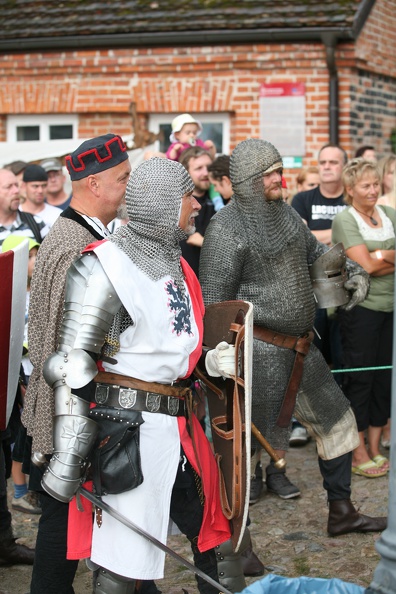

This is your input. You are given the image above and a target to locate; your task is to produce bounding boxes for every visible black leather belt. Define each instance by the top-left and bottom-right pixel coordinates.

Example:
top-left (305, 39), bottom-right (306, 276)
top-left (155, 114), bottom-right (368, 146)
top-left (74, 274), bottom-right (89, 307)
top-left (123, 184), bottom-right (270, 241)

top-left (94, 382), bottom-right (186, 417)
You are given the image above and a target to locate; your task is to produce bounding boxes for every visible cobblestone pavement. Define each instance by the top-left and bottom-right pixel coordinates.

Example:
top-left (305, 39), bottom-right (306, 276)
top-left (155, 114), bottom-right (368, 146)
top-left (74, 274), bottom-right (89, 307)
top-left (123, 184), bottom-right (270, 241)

top-left (1, 438), bottom-right (390, 593)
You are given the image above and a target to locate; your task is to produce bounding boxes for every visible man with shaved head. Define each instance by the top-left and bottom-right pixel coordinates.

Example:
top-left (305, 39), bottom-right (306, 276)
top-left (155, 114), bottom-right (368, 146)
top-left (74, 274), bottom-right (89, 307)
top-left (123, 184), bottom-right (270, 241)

top-left (22, 134), bottom-right (131, 594)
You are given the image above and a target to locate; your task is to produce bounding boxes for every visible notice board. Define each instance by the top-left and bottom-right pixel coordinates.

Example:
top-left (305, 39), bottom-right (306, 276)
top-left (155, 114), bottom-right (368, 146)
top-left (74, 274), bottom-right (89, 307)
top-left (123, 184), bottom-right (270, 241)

top-left (259, 82), bottom-right (305, 159)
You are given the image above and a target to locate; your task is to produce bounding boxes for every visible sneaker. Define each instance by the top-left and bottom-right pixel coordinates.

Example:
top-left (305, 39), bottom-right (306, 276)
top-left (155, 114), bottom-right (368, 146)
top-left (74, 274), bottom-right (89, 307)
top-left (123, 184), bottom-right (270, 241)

top-left (289, 424), bottom-right (310, 447)
top-left (12, 492), bottom-right (42, 515)
top-left (249, 462), bottom-right (263, 505)
top-left (265, 464), bottom-right (301, 500)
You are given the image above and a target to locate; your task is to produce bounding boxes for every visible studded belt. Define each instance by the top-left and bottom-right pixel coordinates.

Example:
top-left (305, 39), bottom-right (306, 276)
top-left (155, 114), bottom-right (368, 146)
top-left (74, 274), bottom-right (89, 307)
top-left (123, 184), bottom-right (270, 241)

top-left (93, 372), bottom-right (189, 417)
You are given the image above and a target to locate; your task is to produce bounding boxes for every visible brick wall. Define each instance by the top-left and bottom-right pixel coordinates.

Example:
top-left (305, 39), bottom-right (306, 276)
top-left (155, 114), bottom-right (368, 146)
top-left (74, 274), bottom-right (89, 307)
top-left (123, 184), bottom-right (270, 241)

top-left (0, 41), bottom-right (335, 164)
top-left (349, 71), bottom-right (396, 155)
top-left (0, 0), bottom-right (395, 183)
top-left (355, 0), bottom-right (396, 77)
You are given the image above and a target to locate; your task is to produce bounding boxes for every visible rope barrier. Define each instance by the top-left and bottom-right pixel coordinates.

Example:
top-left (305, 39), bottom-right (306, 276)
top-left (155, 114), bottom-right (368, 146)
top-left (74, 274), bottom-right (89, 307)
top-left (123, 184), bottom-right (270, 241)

top-left (332, 365), bottom-right (392, 374)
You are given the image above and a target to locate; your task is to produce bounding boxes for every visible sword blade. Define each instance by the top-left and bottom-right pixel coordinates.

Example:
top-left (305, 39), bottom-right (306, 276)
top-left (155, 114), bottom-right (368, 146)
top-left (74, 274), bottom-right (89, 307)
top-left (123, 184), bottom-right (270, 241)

top-left (78, 487), bottom-right (232, 594)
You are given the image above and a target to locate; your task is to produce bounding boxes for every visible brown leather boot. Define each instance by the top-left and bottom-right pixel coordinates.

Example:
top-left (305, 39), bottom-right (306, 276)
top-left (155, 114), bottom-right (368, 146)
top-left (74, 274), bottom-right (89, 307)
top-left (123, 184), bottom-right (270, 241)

top-left (0, 528), bottom-right (35, 565)
top-left (327, 499), bottom-right (387, 536)
top-left (240, 528), bottom-right (265, 577)
top-left (241, 543), bottom-right (265, 577)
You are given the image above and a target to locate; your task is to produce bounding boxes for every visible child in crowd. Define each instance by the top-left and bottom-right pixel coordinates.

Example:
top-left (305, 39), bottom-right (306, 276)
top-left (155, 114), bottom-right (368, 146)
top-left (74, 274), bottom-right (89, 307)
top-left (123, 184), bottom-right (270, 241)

top-left (166, 113), bottom-right (216, 161)
top-left (1, 234), bottom-right (41, 514)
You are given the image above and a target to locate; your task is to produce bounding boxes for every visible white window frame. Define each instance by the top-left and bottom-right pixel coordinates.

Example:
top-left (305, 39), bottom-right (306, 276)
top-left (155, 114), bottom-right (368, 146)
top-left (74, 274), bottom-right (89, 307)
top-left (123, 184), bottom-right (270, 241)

top-left (7, 114), bottom-right (78, 142)
top-left (148, 112), bottom-right (230, 155)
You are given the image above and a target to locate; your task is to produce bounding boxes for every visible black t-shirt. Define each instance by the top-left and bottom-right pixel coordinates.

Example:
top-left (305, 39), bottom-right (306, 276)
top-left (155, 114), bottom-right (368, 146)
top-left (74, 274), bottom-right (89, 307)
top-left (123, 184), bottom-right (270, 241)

top-left (291, 187), bottom-right (346, 231)
top-left (180, 192), bottom-right (215, 278)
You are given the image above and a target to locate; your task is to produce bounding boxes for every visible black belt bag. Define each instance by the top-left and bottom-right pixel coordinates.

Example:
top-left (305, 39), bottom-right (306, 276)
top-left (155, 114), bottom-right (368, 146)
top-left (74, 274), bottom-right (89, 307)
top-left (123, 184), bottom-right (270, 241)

top-left (89, 407), bottom-right (144, 496)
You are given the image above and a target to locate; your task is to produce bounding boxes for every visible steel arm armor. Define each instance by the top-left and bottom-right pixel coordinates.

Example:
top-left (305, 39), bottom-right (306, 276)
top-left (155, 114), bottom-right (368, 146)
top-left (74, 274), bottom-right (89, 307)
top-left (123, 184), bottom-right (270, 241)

top-left (43, 251), bottom-right (122, 390)
top-left (41, 250), bottom-right (123, 502)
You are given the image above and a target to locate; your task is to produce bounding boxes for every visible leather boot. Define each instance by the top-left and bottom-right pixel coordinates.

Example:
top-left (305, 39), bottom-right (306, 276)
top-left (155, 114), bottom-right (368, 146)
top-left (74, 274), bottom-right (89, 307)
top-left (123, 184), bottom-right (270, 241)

top-left (0, 527), bottom-right (35, 565)
top-left (240, 539), bottom-right (265, 577)
top-left (327, 499), bottom-right (387, 536)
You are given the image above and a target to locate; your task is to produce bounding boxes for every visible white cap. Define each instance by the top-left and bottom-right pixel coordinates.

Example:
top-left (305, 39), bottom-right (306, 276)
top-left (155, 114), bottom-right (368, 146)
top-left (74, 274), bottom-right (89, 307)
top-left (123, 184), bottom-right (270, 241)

top-left (170, 113), bottom-right (202, 143)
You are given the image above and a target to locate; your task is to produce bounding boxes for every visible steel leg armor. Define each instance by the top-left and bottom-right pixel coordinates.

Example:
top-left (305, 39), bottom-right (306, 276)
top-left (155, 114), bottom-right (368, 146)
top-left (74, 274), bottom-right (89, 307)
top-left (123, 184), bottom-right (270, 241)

top-left (214, 529), bottom-right (249, 592)
top-left (93, 567), bottom-right (136, 594)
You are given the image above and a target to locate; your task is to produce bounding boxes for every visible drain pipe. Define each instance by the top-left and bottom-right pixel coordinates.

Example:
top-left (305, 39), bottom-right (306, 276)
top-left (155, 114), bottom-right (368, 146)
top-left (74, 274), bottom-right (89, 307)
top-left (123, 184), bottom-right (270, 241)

top-left (322, 33), bottom-right (339, 145)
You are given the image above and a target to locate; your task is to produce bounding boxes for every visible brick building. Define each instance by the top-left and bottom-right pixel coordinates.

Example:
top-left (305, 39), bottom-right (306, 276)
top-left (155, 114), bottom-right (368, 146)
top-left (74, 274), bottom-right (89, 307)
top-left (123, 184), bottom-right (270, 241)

top-left (0, 0), bottom-right (395, 177)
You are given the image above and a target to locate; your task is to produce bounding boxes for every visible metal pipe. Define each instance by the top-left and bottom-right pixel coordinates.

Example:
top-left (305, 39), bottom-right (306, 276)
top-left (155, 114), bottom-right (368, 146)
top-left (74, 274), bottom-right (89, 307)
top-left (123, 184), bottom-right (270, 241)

top-left (322, 33), bottom-right (339, 146)
top-left (0, 27), bottom-right (355, 53)
top-left (366, 273), bottom-right (396, 594)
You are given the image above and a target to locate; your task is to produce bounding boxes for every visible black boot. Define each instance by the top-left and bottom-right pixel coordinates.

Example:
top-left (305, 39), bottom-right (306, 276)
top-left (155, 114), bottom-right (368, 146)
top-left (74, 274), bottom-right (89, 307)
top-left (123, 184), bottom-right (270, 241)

top-left (137, 581), bottom-right (162, 594)
top-left (0, 527), bottom-right (35, 565)
top-left (327, 499), bottom-right (387, 536)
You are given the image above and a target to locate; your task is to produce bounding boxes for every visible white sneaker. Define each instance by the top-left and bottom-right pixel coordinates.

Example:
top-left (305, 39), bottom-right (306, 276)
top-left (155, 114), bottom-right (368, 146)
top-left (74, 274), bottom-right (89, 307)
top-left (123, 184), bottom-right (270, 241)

top-left (12, 492), bottom-right (42, 515)
top-left (289, 425), bottom-right (309, 447)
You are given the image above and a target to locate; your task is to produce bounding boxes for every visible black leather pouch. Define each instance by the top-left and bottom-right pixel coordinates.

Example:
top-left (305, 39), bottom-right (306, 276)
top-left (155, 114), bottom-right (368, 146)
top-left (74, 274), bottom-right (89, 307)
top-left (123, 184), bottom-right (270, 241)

top-left (89, 407), bottom-right (144, 496)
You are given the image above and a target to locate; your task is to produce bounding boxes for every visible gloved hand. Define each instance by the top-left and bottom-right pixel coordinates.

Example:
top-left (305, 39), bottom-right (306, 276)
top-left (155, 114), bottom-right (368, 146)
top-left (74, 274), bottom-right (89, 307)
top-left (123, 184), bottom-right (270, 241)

top-left (205, 341), bottom-right (236, 378)
top-left (342, 274), bottom-right (369, 311)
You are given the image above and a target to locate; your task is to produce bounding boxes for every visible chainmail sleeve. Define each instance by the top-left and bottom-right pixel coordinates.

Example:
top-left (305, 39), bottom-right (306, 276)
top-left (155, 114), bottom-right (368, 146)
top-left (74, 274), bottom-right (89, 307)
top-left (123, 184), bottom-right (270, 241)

top-left (345, 256), bottom-right (369, 279)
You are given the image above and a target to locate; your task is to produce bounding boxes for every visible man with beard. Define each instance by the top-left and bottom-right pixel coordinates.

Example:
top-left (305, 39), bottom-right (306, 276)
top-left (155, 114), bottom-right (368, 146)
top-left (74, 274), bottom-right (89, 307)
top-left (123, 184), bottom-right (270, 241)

top-left (199, 138), bottom-right (387, 537)
top-left (38, 157), bottom-right (248, 594)
top-left (179, 146), bottom-right (217, 278)
top-left (22, 133), bottom-right (132, 594)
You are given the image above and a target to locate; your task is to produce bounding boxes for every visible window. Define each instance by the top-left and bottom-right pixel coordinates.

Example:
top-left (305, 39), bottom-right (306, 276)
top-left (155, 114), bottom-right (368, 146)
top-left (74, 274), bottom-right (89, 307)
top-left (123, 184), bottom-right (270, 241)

top-left (7, 115), bottom-right (78, 142)
top-left (148, 113), bottom-right (230, 155)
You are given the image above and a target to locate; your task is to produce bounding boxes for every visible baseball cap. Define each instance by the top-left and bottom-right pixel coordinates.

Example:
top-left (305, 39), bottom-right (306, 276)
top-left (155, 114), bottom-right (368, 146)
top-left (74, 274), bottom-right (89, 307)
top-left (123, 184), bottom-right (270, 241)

top-left (2, 234), bottom-right (40, 253)
top-left (23, 164), bottom-right (48, 183)
top-left (40, 158), bottom-right (63, 173)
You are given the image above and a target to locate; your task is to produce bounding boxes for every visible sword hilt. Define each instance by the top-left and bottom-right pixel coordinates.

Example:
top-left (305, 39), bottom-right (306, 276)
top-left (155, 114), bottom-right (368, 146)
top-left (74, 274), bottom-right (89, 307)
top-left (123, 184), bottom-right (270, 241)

top-left (251, 422), bottom-right (286, 469)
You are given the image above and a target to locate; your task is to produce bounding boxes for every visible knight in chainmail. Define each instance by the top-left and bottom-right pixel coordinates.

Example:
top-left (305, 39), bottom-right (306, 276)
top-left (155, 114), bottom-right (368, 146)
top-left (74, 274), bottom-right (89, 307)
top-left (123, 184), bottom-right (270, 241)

top-left (41, 157), bottom-right (251, 594)
top-left (200, 138), bottom-right (387, 537)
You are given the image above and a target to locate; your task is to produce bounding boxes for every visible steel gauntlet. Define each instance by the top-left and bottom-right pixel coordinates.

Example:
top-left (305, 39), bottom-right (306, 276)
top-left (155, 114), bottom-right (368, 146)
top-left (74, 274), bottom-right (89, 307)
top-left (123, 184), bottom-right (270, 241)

top-left (41, 390), bottom-right (99, 502)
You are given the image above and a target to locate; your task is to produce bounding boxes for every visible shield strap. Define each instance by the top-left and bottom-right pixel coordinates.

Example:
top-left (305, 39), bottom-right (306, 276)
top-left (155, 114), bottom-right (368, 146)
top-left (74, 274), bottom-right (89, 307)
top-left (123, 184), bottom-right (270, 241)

top-left (195, 320), bottom-right (245, 521)
top-left (214, 321), bottom-right (245, 520)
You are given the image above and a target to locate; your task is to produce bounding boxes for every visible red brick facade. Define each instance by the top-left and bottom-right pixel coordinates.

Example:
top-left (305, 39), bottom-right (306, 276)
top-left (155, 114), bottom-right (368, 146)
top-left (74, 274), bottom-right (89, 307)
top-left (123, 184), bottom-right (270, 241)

top-left (0, 0), bottom-right (394, 180)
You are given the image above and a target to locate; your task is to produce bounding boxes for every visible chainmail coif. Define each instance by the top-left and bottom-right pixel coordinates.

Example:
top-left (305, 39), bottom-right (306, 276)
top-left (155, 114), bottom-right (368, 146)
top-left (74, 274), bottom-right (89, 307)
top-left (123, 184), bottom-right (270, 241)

top-left (110, 157), bottom-right (195, 288)
top-left (230, 138), bottom-right (301, 256)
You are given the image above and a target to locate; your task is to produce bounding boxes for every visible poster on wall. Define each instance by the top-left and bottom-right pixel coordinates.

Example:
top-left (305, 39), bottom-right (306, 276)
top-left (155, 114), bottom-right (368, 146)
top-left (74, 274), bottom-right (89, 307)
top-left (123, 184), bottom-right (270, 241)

top-left (259, 82), bottom-right (305, 164)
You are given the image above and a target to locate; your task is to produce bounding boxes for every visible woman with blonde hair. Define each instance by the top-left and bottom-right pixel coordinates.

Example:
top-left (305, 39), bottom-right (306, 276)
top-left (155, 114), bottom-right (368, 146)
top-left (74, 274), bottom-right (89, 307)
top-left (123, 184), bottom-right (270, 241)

top-left (377, 154), bottom-right (396, 209)
top-left (332, 158), bottom-right (395, 477)
top-left (295, 165), bottom-right (320, 192)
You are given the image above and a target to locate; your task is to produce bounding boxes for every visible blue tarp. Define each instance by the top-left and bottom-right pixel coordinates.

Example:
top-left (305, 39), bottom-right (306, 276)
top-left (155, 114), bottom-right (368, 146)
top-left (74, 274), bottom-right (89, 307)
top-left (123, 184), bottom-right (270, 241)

top-left (239, 574), bottom-right (365, 594)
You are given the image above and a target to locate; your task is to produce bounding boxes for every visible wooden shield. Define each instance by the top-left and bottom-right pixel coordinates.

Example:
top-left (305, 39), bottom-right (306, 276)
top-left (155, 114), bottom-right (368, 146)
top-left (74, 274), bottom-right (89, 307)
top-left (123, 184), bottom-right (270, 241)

top-left (0, 240), bottom-right (28, 430)
top-left (194, 300), bottom-right (253, 552)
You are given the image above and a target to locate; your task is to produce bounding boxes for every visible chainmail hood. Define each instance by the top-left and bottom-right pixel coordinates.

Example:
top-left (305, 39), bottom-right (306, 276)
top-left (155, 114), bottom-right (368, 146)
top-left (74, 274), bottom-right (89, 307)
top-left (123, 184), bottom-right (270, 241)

top-left (230, 138), bottom-right (282, 187)
top-left (229, 138), bottom-right (301, 256)
top-left (110, 157), bottom-right (194, 284)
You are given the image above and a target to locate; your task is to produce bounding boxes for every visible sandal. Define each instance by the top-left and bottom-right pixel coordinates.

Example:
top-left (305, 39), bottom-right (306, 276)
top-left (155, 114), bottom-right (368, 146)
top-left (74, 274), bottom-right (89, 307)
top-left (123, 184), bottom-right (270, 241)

top-left (352, 459), bottom-right (388, 478)
top-left (372, 455), bottom-right (390, 472)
